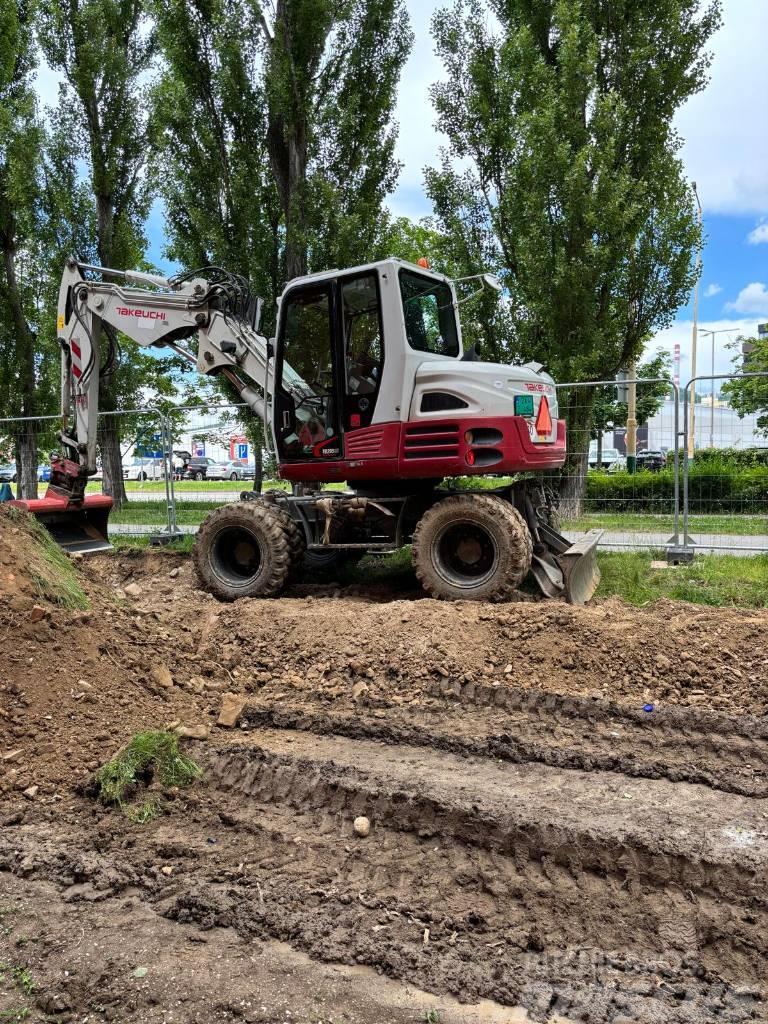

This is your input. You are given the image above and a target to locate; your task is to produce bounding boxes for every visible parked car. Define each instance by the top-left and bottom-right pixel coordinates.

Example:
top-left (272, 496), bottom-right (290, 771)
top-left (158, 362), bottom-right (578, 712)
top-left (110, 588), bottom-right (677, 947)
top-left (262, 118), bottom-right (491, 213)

top-left (184, 457), bottom-right (218, 481)
top-left (588, 446), bottom-right (622, 469)
top-left (0, 465), bottom-right (16, 483)
top-left (123, 457), bottom-right (163, 481)
top-left (38, 464), bottom-right (51, 483)
top-left (636, 449), bottom-right (668, 472)
top-left (217, 460), bottom-right (255, 481)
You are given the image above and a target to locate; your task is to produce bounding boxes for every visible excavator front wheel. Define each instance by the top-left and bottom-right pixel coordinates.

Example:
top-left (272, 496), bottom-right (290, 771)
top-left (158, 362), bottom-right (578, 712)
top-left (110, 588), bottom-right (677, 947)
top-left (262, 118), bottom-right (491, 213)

top-left (193, 502), bottom-right (292, 601)
top-left (412, 493), bottom-right (533, 601)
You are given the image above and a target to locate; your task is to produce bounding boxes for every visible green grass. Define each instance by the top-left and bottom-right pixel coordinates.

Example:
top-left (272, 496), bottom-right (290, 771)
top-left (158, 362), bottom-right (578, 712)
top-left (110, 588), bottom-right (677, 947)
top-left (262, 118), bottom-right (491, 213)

top-left (596, 551), bottom-right (768, 608)
top-left (111, 534), bottom-right (196, 553)
top-left (96, 730), bottom-right (203, 818)
top-left (3, 507), bottom-right (89, 610)
top-left (0, 965), bottom-right (34, 997)
top-left (567, 511), bottom-right (768, 536)
top-left (111, 500), bottom-right (219, 526)
top-left (85, 479), bottom-right (292, 494)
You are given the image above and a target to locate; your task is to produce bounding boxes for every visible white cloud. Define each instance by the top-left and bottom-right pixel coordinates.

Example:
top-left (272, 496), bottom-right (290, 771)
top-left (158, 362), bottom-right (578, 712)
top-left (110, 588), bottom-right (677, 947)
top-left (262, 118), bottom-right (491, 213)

top-left (703, 283), bottom-right (722, 298)
top-left (725, 282), bottom-right (768, 314)
top-left (747, 221), bottom-right (768, 245)
top-left (677, 1), bottom-right (768, 214)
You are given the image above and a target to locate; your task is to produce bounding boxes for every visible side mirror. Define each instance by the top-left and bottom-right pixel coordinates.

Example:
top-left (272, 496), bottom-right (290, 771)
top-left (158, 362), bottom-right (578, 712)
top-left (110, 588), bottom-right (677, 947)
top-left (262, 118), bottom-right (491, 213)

top-left (482, 274), bottom-right (503, 292)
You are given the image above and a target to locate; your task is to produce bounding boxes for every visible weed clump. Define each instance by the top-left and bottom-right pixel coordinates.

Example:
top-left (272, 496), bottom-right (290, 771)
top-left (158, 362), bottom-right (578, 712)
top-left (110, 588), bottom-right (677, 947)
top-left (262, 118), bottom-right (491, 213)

top-left (96, 730), bottom-right (202, 820)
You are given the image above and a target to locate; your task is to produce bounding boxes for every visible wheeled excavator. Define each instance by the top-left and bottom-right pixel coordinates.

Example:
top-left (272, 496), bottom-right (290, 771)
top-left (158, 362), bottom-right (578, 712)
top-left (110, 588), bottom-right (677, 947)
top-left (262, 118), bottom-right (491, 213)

top-left (10, 256), bottom-right (602, 603)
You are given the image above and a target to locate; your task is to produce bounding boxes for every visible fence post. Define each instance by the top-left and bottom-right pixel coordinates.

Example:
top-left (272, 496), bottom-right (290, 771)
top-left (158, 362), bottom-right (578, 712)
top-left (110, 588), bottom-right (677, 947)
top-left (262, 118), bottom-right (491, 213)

top-left (150, 411), bottom-right (183, 545)
top-left (665, 382), bottom-right (693, 560)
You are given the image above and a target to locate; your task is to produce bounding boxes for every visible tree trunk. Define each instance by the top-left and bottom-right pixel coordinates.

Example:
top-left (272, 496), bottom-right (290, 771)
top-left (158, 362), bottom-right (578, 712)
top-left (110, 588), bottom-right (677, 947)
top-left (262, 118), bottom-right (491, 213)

top-left (98, 412), bottom-right (127, 510)
top-left (558, 387), bottom-right (596, 519)
top-left (15, 430), bottom-right (39, 500)
top-left (1, 248), bottom-right (39, 500)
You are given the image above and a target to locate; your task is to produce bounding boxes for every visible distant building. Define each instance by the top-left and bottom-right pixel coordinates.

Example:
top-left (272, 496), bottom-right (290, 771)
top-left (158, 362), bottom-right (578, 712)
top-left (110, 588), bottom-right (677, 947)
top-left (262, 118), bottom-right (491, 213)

top-left (645, 398), bottom-right (766, 451)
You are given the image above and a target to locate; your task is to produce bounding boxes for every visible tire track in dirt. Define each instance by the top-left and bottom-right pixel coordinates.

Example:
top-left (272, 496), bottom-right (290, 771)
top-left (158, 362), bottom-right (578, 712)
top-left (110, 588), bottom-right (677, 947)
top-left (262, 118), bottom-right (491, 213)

top-left (241, 688), bottom-right (768, 797)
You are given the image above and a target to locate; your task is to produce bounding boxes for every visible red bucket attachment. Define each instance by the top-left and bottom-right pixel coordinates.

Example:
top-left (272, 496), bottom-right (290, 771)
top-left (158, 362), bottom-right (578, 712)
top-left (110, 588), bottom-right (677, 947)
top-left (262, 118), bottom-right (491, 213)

top-left (10, 492), bottom-right (113, 555)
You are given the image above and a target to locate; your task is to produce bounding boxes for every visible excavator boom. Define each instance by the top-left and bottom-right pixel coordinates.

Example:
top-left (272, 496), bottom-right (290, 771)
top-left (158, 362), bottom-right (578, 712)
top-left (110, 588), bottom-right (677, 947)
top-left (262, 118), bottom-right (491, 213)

top-left (11, 259), bottom-right (278, 552)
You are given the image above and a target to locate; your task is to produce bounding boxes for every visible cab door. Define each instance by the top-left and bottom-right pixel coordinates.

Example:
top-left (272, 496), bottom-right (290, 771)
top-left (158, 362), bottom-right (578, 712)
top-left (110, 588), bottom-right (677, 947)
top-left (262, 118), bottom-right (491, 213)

top-left (274, 282), bottom-right (342, 462)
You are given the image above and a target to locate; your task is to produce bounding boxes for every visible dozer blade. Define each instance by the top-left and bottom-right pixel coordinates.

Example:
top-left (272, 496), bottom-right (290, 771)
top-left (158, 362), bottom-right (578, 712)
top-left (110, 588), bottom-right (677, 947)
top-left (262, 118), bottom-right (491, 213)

top-left (10, 493), bottom-right (113, 555)
top-left (558, 528), bottom-right (603, 605)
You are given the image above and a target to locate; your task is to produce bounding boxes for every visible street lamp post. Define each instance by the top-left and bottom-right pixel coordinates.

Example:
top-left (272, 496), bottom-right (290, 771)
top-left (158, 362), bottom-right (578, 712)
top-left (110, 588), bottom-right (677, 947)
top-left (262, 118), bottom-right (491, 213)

top-left (699, 327), bottom-right (737, 448)
top-left (688, 181), bottom-right (703, 458)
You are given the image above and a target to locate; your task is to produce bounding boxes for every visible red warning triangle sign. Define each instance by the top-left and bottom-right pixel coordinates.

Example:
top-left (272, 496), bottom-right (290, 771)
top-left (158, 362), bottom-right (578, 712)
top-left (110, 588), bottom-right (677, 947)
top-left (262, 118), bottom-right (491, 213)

top-left (535, 395), bottom-right (552, 436)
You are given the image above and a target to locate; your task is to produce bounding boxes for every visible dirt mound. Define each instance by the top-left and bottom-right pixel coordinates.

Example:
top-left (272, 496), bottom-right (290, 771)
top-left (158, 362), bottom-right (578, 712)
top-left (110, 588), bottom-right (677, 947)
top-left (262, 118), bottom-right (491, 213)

top-left (0, 506), bottom-right (73, 613)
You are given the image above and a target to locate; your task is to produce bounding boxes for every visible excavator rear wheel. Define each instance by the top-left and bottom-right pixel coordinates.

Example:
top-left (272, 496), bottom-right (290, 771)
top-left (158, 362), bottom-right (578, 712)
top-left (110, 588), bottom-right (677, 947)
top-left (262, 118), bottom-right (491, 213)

top-left (193, 502), bottom-right (292, 601)
top-left (412, 493), bottom-right (533, 601)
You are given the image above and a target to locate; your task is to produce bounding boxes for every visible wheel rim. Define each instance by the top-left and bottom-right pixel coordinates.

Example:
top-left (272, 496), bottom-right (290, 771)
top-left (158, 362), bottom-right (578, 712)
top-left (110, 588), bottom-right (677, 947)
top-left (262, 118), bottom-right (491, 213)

top-left (209, 525), bottom-right (263, 589)
top-left (431, 519), bottom-right (498, 590)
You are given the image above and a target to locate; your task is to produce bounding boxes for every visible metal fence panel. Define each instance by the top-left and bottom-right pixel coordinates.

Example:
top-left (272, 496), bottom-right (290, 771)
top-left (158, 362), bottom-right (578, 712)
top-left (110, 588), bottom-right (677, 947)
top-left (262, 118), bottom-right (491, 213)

top-left (679, 373), bottom-right (768, 555)
top-left (3, 376), bottom-right (767, 560)
top-left (156, 402), bottom-right (267, 539)
top-left (554, 379), bottom-right (680, 552)
top-left (0, 413), bottom-right (62, 500)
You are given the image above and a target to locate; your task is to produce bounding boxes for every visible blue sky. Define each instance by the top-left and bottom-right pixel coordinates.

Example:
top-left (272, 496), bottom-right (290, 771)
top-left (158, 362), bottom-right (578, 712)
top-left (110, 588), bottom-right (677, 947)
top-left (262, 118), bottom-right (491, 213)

top-left (39, 0), bottom-right (768, 386)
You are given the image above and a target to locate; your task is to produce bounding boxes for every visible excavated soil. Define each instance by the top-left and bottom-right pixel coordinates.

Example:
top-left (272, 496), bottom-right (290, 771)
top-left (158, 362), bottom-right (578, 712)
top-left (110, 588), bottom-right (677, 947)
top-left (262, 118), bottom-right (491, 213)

top-left (2, 507), bottom-right (768, 1023)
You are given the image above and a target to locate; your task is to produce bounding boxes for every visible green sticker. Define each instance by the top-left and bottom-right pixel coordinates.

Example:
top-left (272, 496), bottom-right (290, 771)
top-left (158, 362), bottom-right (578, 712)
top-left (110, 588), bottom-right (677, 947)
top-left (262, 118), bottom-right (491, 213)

top-left (514, 394), bottom-right (534, 417)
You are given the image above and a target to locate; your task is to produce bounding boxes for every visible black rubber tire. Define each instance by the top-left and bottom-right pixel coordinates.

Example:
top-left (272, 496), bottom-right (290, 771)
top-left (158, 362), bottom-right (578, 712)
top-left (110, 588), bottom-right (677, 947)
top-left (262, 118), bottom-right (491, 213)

top-left (193, 502), bottom-right (292, 600)
top-left (194, 471), bottom-right (204, 481)
top-left (256, 498), bottom-right (306, 579)
top-left (412, 493), bottom-right (533, 601)
top-left (229, 472), bottom-right (238, 480)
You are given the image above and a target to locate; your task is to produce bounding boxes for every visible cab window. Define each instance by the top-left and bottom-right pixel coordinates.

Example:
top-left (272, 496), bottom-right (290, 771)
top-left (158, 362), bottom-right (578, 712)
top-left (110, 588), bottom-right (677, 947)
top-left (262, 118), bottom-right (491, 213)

top-left (341, 274), bottom-right (383, 427)
top-left (399, 269), bottom-right (459, 357)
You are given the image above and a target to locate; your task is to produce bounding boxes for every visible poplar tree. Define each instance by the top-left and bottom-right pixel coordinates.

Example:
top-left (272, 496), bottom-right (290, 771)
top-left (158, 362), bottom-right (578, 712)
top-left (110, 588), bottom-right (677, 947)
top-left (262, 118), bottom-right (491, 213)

top-left (38, 0), bottom-right (159, 506)
top-left (0, 0), bottom-right (46, 498)
top-left (428, 0), bottom-right (719, 502)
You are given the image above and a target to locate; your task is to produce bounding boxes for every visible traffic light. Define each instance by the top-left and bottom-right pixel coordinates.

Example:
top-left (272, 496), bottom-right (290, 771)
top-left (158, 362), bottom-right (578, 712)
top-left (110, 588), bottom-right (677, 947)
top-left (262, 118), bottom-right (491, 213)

top-left (615, 370), bottom-right (629, 403)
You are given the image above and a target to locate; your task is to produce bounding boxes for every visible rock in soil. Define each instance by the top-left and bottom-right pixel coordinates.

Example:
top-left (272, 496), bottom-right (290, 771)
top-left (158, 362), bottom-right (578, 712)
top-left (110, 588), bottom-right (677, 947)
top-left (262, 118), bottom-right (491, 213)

top-left (217, 692), bottom-right (246, 729)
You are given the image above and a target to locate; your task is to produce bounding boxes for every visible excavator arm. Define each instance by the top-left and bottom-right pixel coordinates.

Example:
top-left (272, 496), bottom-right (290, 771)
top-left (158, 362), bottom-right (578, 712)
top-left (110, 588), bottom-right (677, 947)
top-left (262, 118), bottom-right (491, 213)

top-left (52, 257), bottom-right (279, 502)
top-left (11, 258), bottom-right (284, 553)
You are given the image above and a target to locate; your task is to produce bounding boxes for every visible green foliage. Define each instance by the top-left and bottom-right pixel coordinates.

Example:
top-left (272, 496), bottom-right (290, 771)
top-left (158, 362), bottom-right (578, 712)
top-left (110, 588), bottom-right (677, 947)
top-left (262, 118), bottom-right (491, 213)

top-left (690, 447), bottom-right (768, 469)
top-left (722, 335), bottom-right (768, 435)
top-left (38, 0), bottom-right (155, 269)
top-left (38, 0), bottom-right (178, 506)
top-left (96, 730), bottom-right (203, 815)
top-left (153, 0), bottom-right (413, 299)
top-left (585, 464), bottom-right (768, 514)
top-left (0, 960), bottom-right (35, 997)
top-left (4, 506), bottom-right (89, 608)
top-left (428, 0), bottom-right (718, 383)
